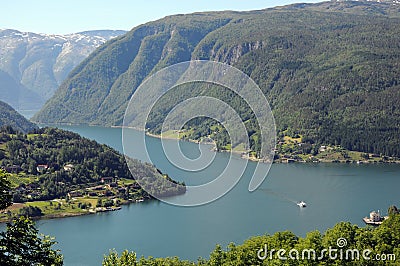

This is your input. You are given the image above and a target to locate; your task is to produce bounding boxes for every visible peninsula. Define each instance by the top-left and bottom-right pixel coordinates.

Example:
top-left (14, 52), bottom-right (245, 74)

top-left (0, 127), bottom-right (185, 222)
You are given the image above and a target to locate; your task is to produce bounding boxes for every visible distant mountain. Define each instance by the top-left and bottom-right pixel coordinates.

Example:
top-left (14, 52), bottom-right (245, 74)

top-left (0, 100), bottom-right (38, 133)
top-left (0, 70), bottom-right (44, 112)
top-left (0, 29), bottom-right (126, 113)
top-left (33, 0), bottom-right (400, 156)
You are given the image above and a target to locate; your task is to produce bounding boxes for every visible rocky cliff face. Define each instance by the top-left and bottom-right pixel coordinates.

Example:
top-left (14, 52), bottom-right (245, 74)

top-left (0, 29), bottom-right (126, 113)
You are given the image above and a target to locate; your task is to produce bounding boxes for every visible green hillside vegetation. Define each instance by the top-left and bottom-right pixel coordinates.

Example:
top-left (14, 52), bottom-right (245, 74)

top-left (0, 100), bottom-right (38, 133)
top-left (0, 171), bottom-right (63, 265)
top-left (103, 208), bottom-right (400, 265)
top-left (0, 127), bottom-right (185, 221)
top-left (33, 0), bottom-right (400, 157)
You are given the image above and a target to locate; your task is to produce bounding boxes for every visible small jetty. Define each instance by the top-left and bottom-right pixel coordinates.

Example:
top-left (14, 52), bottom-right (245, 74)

top-left (89, 206), bottom-right (122, 213)
top-left (363, 210), bottom-right (388, 226)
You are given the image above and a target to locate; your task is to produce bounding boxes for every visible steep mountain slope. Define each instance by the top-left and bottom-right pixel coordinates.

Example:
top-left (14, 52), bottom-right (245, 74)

top-left (0, 29), bottom-right (126, 112)
top-left (33, 0), bottom-right (400, 156)
top-left (33, 13), bottom-right (235, 125)
top-left (0, 100), bottom-right (38, 133)
top-left (0, 70), bottom-right (44, 111)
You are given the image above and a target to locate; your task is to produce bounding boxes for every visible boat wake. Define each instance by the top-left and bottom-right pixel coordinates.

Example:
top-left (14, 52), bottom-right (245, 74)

top-left (259, 188), bottom-right (299, 205)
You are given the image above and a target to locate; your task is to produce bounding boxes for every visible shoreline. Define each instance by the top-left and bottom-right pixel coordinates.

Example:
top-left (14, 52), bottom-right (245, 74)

top-left (0, 199), bottom-right (151, 224)
top-left (39, 123), bottom-right (400, 164)
top-left (143, 130), bottom-right (400, 164)
top-left (0, 208), bottom-right (92, 223)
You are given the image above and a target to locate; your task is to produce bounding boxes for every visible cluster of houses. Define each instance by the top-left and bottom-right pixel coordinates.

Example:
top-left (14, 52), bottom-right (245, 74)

top-left (12, 173), bottom-right (146, 203)
top-left (14, 182), bottom-right (42, 200)
top-left (275, 141), bottom-right (394, 163)
top-left (2, 162), bottom-right (148, 203)
top-left (3, 165), bottom-right (22, 173)
top-left (67, 177), bottom-right (144, 202)
top-left (2, 164), bottom-right (50, 174)
top-left (2, 163), bottom-right (73, 174)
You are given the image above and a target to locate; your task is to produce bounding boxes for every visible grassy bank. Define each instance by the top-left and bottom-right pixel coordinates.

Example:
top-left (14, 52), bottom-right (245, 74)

top-left (0, 194), bottom-right (149, 223)
top-left (147, 130), bottom-right (400, 164)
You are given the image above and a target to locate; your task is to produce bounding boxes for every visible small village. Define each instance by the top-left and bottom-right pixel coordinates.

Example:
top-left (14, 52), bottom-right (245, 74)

top-left (272, 134), bottom-right (400, 164)
top-left (0, 162), bottom-right (153, 222)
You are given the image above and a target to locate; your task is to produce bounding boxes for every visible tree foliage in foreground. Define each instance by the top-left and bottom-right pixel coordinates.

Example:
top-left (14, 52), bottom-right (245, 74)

top-left (103, 211), bottom-right (400, 265)
top-left (0, 170), bottom-right (12, 210)
top-left (0, 170), bottom-right (63, 265)
top-left (0, 217), bottom-right (63, 266)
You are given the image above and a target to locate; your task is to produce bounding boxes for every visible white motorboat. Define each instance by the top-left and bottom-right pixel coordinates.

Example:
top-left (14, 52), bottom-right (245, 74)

top-left (297, 201), bottom-right (307, 208)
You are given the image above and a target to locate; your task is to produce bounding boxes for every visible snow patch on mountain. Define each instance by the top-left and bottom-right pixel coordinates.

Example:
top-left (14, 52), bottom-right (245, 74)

top-left (0, 29), bottom-right (126, 112)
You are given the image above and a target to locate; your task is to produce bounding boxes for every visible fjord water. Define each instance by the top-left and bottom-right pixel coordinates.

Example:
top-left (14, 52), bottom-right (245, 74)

top-left (36, 126), bottom-right (400, 265)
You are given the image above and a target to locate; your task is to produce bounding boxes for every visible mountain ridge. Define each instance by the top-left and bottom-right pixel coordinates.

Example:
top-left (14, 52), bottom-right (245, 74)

top-left (33, 0), bottom-right (400, 156)
top-left (0, 29), bottom-right (126, 113)
top-left (0, 100), bottom-right (38, 133)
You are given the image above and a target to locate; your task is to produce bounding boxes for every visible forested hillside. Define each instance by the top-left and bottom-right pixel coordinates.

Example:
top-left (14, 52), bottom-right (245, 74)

top-left (33, 0), bottom-right (400, 157)
top-left (0, 101), bottom-right (38, 133)
top-left (0, 127), bottom-right (185, 203)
